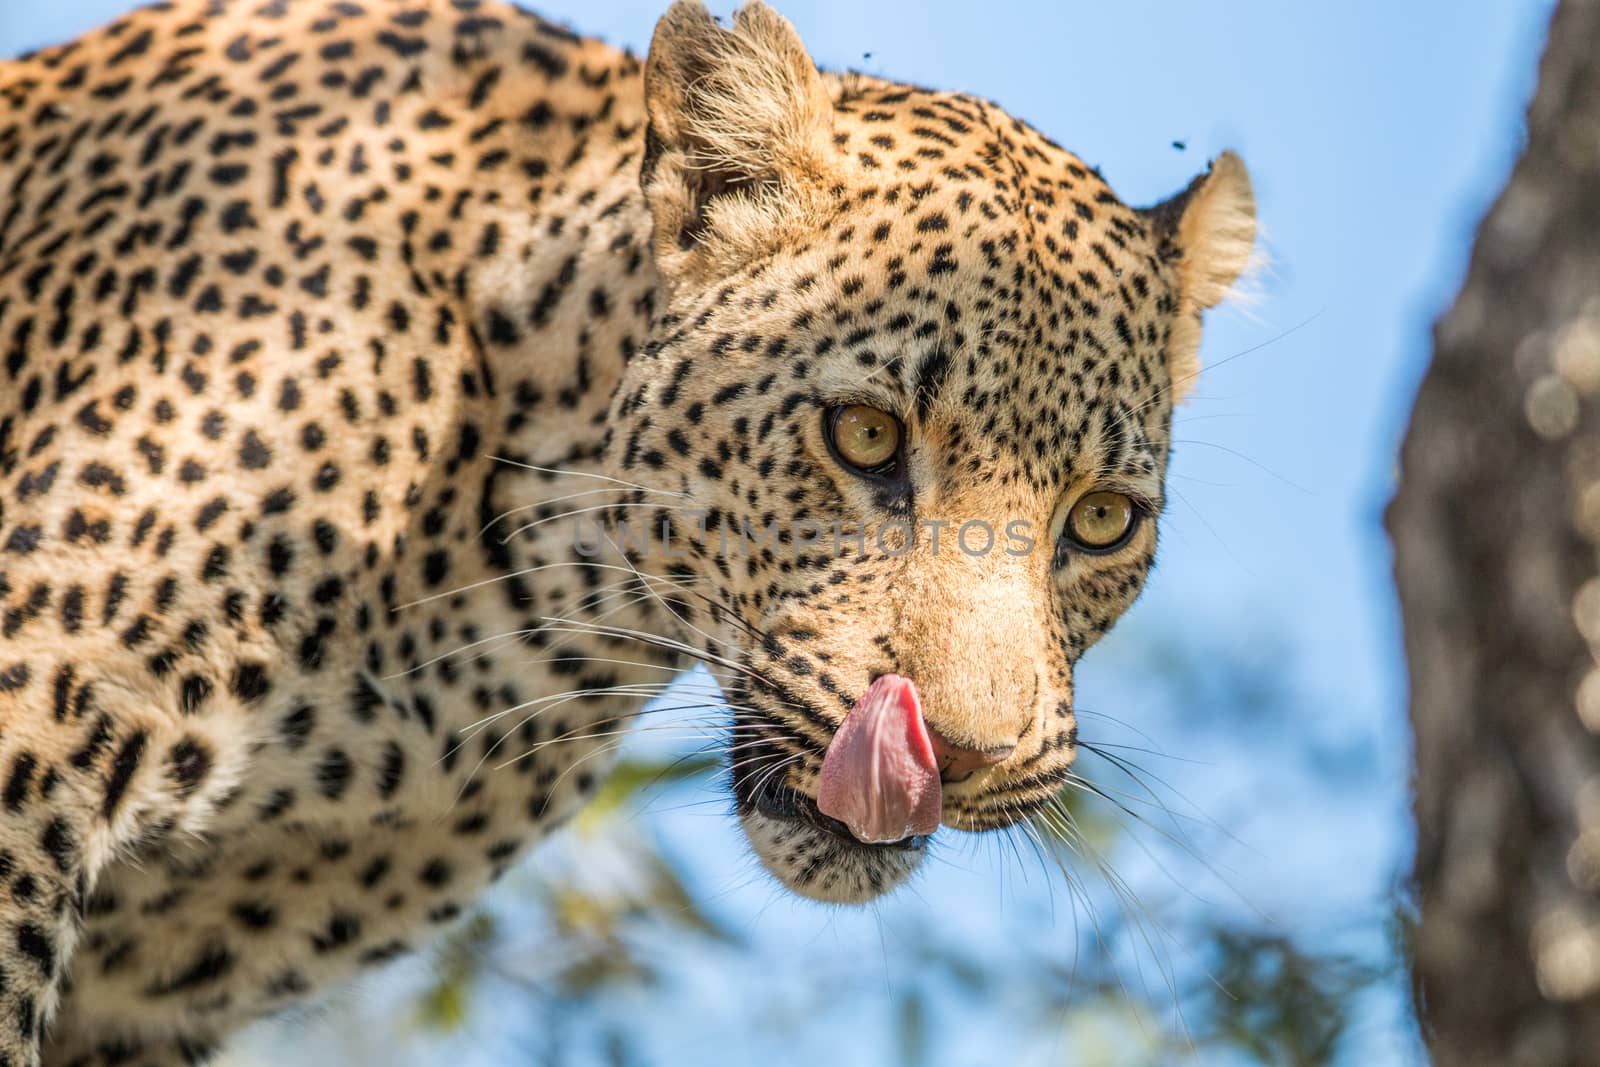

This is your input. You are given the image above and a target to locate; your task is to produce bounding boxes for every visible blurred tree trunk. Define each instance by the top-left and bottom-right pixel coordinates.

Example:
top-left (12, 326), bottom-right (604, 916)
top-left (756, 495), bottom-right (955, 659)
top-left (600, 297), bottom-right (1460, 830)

top-left (1388, 0), bottom-right (1600, 1063)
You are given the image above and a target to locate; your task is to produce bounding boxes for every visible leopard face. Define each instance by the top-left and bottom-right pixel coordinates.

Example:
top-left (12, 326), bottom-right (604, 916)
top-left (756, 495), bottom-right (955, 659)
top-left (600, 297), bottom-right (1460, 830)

top-left (604, 3), bottom-right (1257, 903)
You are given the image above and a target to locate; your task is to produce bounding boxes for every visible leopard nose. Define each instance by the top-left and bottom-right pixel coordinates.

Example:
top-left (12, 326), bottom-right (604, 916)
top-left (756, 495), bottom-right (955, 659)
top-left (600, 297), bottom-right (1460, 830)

top-left (927, 726), bottom-right (1015, 784)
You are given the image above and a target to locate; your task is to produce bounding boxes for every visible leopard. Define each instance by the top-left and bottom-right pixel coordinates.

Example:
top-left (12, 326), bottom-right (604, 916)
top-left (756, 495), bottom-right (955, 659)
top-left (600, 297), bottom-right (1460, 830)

top-left (0, 0), bottom-right (1257, 1062)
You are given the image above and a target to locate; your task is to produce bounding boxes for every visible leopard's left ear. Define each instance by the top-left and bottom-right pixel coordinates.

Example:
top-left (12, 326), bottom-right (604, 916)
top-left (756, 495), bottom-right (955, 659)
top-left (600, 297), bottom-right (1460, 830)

top-left (1141, 151), bottom-right (1257, 400)
top-left (641, 1), bottom-right (837, 287)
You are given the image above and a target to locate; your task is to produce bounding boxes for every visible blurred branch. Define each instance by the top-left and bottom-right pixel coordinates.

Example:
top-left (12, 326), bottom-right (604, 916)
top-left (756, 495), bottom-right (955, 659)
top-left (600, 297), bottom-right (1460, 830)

top-left (1389, 0), bottom-right (1600, 1061)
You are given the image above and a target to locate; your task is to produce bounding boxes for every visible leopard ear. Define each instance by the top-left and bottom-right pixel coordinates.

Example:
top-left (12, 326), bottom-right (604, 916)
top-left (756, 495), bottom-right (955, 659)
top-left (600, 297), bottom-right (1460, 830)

top-left (1141, 151), bottom-right (1257, 400)
top-left (641, 1), bottom-right (837, 285)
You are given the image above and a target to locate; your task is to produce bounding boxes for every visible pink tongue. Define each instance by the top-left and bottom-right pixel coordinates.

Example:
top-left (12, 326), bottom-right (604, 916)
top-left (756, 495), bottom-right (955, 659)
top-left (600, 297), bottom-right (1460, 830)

top-left (817, 674), bottom-right (942, 844)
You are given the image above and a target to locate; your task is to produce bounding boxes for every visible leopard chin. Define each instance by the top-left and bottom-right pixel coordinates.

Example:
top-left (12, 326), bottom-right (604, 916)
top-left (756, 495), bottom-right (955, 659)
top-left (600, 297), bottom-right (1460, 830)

top-left (737, 805), bottom-right (927, 905)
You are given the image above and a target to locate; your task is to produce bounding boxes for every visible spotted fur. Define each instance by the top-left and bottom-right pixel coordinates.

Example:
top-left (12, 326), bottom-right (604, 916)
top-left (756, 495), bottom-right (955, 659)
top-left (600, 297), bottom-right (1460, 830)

top-left (0, 1), bottom-right (1254, 1062)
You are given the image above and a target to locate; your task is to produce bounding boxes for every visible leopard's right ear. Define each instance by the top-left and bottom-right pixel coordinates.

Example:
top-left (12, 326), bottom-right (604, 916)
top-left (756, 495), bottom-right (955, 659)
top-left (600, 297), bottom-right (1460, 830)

top-left (641, 1), bottom-right (837, 286)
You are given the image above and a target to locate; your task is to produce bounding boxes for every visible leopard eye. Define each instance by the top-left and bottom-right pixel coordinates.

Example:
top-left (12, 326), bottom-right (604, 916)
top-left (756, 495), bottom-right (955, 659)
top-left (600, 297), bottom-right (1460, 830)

top-left (1065, 490), bottom-right (1138, 552)
top-left (827, 405), bottom-right (902, 475)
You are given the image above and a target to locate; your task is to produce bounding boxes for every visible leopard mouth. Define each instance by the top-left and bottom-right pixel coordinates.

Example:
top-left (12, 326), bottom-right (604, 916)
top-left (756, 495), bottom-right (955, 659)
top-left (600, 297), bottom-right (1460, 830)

top-left (726, 697), bottom-right (932, 903)
top-left (745, 778), bottom-right (930, 854)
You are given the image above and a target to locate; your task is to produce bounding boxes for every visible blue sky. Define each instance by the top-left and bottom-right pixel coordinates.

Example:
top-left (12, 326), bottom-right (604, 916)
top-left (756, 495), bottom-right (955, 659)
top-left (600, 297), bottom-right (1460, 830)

top-left (0, 2), bottom-right (1559, 1064)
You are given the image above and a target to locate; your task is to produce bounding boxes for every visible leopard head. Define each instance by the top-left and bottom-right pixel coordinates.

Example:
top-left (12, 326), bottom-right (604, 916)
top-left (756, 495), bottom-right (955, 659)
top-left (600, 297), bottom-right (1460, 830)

top-left (604, 0), bottom-right (1256, 903)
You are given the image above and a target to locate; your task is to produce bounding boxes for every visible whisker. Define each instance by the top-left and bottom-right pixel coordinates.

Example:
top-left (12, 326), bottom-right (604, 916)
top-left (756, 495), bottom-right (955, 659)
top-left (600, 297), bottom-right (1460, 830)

top-left (1172, 437), bottom-right (1314, 496)
top-left (500, 501), bottom-right (687, 545)
top-left (487, 455), bottom-right (687, 497)
top-left (391, 559), bottom-right (706, 613)
top-left (531, 618), bottom-right (775, 689)
top-left (480, 484), bottom-right (688, 539)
